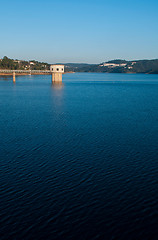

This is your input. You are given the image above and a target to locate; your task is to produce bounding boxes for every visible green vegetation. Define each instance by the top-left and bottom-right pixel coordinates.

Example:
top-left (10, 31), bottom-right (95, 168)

top-left (65, 59), bottom-right (158, 74)
top-left (0, 56), bottom-right (19, 70)
top-left (0, 56), bottom-right (50, 70)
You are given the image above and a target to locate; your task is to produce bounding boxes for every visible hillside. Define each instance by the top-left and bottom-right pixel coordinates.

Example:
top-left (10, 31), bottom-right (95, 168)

top-left (65, 59), bottom-right (158, 74)
top-left (0, 56), bottom-right (50, 70)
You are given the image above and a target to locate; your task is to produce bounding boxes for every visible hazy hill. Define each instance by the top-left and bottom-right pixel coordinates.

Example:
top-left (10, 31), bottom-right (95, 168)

top-left (65, 59), bottom-right (158, 74)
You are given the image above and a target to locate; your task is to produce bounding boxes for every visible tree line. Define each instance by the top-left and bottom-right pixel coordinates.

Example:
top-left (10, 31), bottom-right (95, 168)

top-left (0, 56), bottom-right (50, 70)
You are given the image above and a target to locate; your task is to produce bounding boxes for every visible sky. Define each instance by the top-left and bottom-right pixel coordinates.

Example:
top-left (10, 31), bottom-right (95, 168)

top-left (0, 0), bottom-right (158, 63)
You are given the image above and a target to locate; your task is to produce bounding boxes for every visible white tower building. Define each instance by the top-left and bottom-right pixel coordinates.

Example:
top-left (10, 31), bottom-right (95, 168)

top-left (50, 65), bottom-right (64, 82)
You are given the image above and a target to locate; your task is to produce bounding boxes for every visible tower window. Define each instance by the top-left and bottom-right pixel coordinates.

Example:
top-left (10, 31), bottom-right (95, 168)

top-left (57, 68), bottom-right (59, 71)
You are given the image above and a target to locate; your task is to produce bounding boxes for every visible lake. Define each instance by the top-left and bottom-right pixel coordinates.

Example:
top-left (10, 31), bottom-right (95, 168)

top-left (1, 73), bottom-right (158, 240)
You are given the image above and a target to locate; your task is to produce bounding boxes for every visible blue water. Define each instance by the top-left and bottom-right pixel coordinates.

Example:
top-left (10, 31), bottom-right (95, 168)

top-left (1, 73), bottom-right (158, 240)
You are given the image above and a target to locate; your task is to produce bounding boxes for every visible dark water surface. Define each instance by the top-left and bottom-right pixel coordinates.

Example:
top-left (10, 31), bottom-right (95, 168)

top-left (1, 73), bottom-right (158, 240)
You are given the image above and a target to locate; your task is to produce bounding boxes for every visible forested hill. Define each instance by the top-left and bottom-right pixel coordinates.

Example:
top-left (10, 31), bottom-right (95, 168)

top-left (64, 59), bottom-right (158, 74)
top-left (1, 56), bottom-right (158, 74)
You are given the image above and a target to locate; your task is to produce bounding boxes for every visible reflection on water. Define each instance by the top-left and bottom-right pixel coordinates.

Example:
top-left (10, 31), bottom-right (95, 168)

top-left (51, 82), bottom-right (64, 89)
top-left (51, 82), bottom-right (64, 108)
top-left (0, 76), bottom-right (12, 81)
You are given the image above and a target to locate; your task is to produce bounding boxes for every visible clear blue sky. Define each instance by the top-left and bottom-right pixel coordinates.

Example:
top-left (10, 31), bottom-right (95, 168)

top-left (1, 0), bottom-right (158, 63)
